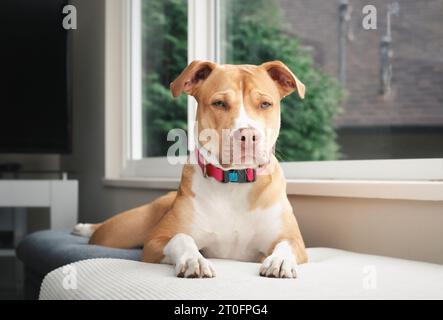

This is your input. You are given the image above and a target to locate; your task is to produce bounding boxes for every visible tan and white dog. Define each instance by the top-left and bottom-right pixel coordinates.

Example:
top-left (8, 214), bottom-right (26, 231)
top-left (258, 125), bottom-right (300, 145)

top-left (73, 60), bottom-right (308, 278)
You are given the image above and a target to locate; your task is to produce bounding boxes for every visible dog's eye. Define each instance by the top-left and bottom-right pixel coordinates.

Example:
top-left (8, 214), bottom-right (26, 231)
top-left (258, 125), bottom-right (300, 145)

top-left (260, 101), bottom-right (272, 109)
top-left (211, 100), bottom-right (226, 108)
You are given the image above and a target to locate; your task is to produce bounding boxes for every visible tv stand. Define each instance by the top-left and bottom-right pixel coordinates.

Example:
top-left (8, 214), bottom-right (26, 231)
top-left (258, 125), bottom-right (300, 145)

top-left (0, 162), bottom-right (22, 173)
top-left (0, 174), bottom-right (78, 295)
top-left (0, 177), bottom-right (78, 230)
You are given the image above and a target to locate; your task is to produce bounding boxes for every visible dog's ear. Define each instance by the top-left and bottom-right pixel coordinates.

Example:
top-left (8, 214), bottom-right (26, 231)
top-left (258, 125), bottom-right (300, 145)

top-left (170, 60), bottom-right (217, 97)
top-left (260, 60), bottom-right (305, 99)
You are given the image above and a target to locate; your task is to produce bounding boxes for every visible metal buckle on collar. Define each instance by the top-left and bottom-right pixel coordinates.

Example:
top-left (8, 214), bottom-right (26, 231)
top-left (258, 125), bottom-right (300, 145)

top-left (222, 170), bottom-right (247, 183)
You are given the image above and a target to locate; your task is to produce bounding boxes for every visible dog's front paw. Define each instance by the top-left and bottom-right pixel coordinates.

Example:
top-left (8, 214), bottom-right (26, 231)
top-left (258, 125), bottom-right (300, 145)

top-left (175, 256), bottom-right (216, 278)
top-left (259, 255), bottom-right (298, 278)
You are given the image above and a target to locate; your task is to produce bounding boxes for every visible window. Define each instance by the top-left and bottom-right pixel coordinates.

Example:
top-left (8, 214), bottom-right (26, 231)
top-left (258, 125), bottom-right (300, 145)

top-left (139, 0), bottom-right (188, 158)
top-left (105, 0), bottom-right (443, 184)
top-left (219, 0), bottom-right (443, 162)
top-left (108, 0), bottom-right (189, 179)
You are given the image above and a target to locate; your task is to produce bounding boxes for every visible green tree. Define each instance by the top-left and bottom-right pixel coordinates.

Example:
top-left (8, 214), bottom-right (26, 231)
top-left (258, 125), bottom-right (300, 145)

top-left (142, 0), bottom-right (188, 157)
top-left (142, 0), bottom-right (343, 160)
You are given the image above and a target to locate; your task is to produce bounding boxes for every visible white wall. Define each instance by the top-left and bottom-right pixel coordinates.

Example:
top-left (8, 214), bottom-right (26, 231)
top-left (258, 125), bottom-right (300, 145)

top-left (290, 195), bottom-right (443, 264)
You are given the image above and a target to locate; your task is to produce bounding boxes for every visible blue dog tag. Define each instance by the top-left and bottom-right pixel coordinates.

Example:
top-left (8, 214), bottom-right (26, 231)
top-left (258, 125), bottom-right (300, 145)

top-left (228, 171), bottom-right (238, 182)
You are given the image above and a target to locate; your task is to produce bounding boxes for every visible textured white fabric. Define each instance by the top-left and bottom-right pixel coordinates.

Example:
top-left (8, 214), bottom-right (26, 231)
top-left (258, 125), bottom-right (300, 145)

top-left (39, 248), bottom-right (443, 300)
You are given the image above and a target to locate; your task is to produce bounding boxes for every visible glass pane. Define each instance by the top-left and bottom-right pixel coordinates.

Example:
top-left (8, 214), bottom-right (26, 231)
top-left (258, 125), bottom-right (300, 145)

top-left (141, 0), bottom-right (187, 157)
top-left (219, 0), bottom-right (443, 161)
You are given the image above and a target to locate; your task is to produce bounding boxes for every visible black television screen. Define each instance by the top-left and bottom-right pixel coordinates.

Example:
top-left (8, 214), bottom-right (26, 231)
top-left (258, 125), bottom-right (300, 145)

top-left (0, 0), bottom-right (71, 154)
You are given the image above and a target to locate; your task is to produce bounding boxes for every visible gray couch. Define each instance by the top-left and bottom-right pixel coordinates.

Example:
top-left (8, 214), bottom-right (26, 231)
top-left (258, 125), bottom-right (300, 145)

top-left (16, 230), bottom-right (142, 299)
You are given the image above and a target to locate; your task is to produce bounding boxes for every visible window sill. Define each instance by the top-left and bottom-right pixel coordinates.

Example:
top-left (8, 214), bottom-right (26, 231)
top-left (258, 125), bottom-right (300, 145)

top-left (103, 177), bottom-right (180, 190)
top-left (103, 177), bottom-right (443, 201)
top-left (286, 179), bottom-right (443, 201)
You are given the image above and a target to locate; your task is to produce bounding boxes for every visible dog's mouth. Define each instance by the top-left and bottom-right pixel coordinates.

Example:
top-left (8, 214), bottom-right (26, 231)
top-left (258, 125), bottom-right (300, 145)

top-left (197, 131), bottom-right (274, 170)
top-left (217, 145), bottom-right (271, 170)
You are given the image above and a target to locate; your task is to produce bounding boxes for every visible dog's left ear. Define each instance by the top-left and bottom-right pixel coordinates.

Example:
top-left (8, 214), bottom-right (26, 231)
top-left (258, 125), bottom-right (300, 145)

top-left (260, 60), bottom-right (305, 99)
top-left (170, 60), bottom-right (217, 97)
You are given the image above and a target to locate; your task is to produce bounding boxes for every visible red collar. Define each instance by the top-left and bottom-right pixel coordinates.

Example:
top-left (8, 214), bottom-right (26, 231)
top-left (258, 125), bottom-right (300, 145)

top-left (196, 149), bottom-right (256, 183)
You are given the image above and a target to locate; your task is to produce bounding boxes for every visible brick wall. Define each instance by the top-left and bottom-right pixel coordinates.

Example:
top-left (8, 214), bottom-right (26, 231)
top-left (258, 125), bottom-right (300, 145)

top-left (277, 0), bottom-right (443, 127)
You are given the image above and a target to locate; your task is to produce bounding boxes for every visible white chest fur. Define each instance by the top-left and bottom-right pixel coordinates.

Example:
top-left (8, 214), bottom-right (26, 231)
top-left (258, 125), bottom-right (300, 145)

top-left (190, 169), bottom-right (283, 262)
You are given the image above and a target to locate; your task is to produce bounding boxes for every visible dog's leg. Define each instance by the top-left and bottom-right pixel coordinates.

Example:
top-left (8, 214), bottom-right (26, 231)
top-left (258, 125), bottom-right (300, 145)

top-left (259, 205), bottom-right (308, 278)
top-left (165, 234), bottom-right (216, 278)
top-left (260, 240), bottom-right (299, 278)
top-left (143, 233), bottom-right (215, 278)
top-left (75, 191), bottom-right (176, 249)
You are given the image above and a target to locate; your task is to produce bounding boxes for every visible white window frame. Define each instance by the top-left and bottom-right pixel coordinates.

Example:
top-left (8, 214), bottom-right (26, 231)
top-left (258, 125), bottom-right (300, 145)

top-left (104, 0), bottom-right (443, 199)
top-left (106, 0), bottom-right (219, 181)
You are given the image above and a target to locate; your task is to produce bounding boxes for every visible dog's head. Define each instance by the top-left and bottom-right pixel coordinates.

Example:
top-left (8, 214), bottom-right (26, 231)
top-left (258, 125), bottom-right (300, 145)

top-left (170, 60), bottom-right (305, 169)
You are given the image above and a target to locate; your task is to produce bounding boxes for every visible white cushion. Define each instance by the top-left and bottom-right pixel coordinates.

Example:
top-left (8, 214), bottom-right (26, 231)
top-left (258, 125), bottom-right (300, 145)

top-left (39, 248), bottom-right (443, 300)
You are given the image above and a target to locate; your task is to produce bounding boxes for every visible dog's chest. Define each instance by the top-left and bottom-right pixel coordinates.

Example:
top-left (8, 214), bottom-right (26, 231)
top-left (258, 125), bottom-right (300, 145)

top-left (190, 172), bottom-right (282, 262)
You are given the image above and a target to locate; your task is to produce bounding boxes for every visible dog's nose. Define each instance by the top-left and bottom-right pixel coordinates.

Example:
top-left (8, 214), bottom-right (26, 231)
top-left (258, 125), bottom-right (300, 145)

top-left (233, 128), bottom-right (260, 144)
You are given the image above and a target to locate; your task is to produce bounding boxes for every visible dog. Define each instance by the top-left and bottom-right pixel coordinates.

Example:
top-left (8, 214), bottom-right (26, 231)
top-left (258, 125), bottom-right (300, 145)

top-left (73, 60), bottom-right (308, 278)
